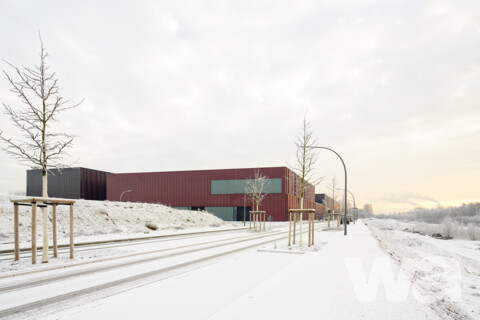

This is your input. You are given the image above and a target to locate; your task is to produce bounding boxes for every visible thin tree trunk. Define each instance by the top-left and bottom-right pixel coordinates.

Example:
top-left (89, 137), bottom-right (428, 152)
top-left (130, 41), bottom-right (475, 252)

top-left (300, 196), bottom-right (303, 247)
top-left (41, 169), bottom-right (49, 263)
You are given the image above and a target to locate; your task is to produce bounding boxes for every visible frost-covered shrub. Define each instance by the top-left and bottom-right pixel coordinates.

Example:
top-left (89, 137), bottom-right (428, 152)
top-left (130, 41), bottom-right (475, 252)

top-left (467, 223), bottom-right (480, 241)
top-left (414, 222), bottom-right (435, 235)
top-left (375, 202), bottom-right (480, 225)
top-left (442, 217), bottom-right (454, 238)
top-left (412, 218), bottom-right (480, 240)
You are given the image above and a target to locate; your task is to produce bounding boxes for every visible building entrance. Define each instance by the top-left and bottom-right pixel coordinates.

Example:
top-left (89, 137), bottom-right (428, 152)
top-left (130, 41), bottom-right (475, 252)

top-left (236, 206), bottom-right (251, 222)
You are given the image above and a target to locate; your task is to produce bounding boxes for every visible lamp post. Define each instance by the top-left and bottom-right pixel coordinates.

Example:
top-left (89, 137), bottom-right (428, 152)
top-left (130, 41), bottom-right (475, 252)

top-left (307, 146), bottom-right (348, 235)
top-left (120, 190), bottom-right (132, 202)
top-left (338, 188), bottom-right (357, 224)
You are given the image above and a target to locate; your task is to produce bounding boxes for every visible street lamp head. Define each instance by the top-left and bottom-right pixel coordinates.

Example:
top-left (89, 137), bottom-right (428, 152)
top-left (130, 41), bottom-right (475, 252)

top-left (120, 189), bottom-right (133, 202)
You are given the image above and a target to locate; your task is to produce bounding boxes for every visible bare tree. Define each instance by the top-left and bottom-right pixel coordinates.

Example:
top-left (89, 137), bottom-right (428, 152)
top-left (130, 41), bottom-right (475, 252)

top-left (325, 176), bottom-right (341, 227)
top-left (293, 115), bottom-right (322, 209)
top-left (0, 35), bottom-right (82, 263)
top-left (326, 176), bottom-right (340, 214)
top-left (244, 169), bottom-right (270, 211)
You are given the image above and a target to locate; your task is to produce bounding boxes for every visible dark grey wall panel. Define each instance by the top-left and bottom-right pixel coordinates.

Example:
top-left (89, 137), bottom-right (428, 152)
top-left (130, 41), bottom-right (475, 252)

top-left (315, 193), bottom-right (326, 203)
top-left (27, 168), bottom-right (81, 199)
top-left (26, 170), bottom-right (43, 197)
top-left (26, 167), bottom-right (108, 200)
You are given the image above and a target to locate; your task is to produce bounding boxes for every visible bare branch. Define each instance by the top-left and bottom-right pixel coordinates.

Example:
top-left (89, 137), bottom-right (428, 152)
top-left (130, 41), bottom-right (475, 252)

top-left (292, 114), bottom-right (323, 207)
top-left (1, 35), bottom-right (82, 178)
top-left (244, 169), bottom-right (270, 211)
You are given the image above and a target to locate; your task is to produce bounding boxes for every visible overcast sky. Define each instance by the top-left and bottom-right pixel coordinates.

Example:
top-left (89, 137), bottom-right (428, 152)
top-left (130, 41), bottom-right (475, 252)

top-left (1, 0), bottom-right (479, 213)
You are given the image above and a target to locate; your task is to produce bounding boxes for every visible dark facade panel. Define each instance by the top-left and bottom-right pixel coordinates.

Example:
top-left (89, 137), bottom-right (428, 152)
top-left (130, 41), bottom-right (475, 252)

top-left (315, 193), bottom-right (340, 211)
top-left (27, 168), bottom-right (81, 199)
top-left (315, 194), bottom-right (326, 203)
top-left (81, 168), bottom-right (108, 201)
top-left (26, 170), bottom-right (42, 197)
top-left (26, 167), bottom-right (109, 200)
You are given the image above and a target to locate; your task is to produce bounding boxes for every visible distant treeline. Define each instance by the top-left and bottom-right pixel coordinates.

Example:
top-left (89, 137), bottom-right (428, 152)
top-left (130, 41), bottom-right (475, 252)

top-left (362, 202), bottom-right (480, 225)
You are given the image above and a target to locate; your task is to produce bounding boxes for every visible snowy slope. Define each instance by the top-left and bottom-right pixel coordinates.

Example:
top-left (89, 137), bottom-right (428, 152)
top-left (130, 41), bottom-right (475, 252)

top-left (0, 194), bottom-right (226, 245)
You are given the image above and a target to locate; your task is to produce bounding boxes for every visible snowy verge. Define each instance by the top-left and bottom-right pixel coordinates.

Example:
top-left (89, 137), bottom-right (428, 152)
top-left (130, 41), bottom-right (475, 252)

top-left (365, 218), bottom-right (480, 320)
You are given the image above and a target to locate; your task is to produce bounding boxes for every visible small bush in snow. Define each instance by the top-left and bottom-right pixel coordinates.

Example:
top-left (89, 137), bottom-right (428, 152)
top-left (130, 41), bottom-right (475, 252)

top-left (145, 222), bottom-right (158, 230)
top-left (467, 223), bottom-right (479, 241)
top-left (442, 217), bottom-right (455, 238)
top-left (96, 208), bottom-right (108, 215)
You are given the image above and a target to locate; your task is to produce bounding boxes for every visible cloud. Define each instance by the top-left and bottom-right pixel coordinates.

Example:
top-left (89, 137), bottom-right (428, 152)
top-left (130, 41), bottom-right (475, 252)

top-left (378, 193), bottom-right (440, 207)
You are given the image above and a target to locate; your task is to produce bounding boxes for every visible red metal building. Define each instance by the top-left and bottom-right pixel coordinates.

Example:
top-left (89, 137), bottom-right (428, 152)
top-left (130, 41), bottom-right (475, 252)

top-left (107, 167), bottom-right (323, 221)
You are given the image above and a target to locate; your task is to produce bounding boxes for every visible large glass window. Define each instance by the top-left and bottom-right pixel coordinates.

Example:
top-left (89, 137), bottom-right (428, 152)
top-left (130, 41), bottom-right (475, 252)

top-left (211, 178), bottom-right (282, 194)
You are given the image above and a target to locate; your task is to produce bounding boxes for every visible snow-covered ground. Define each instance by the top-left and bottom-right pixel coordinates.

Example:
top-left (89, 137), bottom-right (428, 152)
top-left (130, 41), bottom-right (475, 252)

top-left (18, 219), bottom-right (477, 320)
top-left (0, 194), bottom-right (232, 272)
top-left (0, 194), bottom-right (226, 244)
top-left (365, 218), bottom-right (480, 320)
top-left (2, 200), bottom-right (479, 320)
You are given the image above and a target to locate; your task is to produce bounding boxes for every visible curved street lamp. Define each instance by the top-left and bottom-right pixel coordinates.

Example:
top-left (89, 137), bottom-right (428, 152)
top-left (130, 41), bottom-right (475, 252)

top-left (120, 189), bottom-right (132, 202)
top-left (338, 188), bottom-right (357, 224)
top-left (307, 146), bottom-right (348, 235)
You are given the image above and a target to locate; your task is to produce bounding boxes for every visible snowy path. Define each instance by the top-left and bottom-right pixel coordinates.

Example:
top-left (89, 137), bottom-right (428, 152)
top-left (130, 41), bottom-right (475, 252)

top-left (1, 223), bottom-right (322, 319)
top-left (39, 221), bottom-right (443, 320)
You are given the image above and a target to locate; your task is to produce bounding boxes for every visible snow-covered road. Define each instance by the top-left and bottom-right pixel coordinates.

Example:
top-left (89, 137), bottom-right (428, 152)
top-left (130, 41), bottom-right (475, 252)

top-left (1, 219), bottom-right (478, 319)
top-left (0, 223), bottom-right (320, 319)
top-left (24, 220), bottom-right (477, 320)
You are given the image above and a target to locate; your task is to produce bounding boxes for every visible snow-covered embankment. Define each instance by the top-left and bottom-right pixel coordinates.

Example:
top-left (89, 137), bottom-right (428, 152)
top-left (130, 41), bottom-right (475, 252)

top-left (0, 195), bottom-right (225, 244)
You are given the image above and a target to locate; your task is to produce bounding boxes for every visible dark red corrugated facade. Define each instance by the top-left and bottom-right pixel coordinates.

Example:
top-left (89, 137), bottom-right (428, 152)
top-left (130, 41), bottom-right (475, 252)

top-left (107, 167), bottom-right (322, 221)
top-left (80, 168), bottom-right (108, 200)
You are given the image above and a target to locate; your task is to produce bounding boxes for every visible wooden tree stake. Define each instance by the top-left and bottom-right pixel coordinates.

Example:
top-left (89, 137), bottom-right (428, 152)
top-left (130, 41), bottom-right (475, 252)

top-left (42, 205), bottom-right (49, 263)
top-left (32, 202), bottom-right (37, 264)
top-left (308, 213), bottom-right (312, 247)
top-left (53, 205), bottom-right (57, 258)
top-left (293, 212), bottom-right (296, 245)
top-left (299, 211), bottom-right (303, 247)
top-left (312, 213), bottom-right (315, 245)
top-left (288, 211), bottom-right (292, 246)
top-left (69, 204), bottom-right (74, 259)
top-left (14, 204), bottom-right (19, 261)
